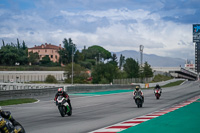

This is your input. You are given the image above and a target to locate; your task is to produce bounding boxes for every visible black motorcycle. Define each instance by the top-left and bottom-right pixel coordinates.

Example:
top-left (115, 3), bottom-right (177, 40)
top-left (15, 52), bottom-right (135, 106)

top-left (134, 92), bottom-right (144, 108)
top-left (0, 116), bottom-right (25, 133)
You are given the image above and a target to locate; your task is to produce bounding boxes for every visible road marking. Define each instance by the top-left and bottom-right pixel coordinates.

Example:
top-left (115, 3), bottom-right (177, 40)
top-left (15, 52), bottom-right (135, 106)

top-left (89, 95), bottom-right (200, 133)
top-left (34, 99), bottom-right (40, 104)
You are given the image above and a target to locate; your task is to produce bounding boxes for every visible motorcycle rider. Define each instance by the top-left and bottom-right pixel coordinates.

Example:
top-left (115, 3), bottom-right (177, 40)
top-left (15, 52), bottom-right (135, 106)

top-left (54, 88), bottom-right (72, 110)
top-left (133, 86), bottom-right (144, 102)
top-left (154, 84), bottom-right (162, 93)
top-left (0, 106), bottom-right (18, 126)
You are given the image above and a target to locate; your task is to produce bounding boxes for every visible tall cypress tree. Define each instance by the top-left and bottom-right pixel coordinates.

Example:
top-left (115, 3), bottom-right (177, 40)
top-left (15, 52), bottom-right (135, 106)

top-left (17, 38), bottom-right (20, 49)
top-left (2, 39), bottom-right (5, 47)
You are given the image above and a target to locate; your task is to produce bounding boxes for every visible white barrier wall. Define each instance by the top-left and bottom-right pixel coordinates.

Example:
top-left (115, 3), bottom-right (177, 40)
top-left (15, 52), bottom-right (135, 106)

top-left (0, 71), bottom-right (64, 83)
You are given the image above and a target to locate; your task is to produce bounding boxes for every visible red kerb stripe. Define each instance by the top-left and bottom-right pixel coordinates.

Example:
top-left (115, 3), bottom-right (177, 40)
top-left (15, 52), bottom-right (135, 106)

top-left (123, 121), bottom-right (144, 124)
top-left (107, 126), bottom-right (132, 129)
top-left (135, 117), bottom-right (153, 119)
top-left (93, 132), bottom-right (117, 133)
top-left (146, 114), bottom-right (162, 116)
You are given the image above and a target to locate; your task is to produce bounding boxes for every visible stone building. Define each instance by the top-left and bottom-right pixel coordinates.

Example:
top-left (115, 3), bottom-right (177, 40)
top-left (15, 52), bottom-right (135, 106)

top-left (28, 43), bottom-right (62, 63)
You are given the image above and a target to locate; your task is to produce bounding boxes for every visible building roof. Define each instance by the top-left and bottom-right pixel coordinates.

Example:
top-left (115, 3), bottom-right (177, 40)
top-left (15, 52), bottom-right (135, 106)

top-left (28, 43), bottom-right (62, 50)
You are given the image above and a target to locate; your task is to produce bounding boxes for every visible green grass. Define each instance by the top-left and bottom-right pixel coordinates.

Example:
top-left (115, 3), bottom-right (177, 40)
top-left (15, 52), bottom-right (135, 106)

top-left (151, 74), bottom-right (173, 82)
top-left (162, 80), bottom-right (184, 88)
top-left (0, 98), bottom-right (38, 106)
top-left (142, 80), bottom-right (185, 89)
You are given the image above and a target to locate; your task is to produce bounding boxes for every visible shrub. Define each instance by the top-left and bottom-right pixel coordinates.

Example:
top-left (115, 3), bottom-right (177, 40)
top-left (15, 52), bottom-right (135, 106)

top-left (99, 77), bottom-right (109, 84)
top-left (45, 75), bottom-right (58, 83)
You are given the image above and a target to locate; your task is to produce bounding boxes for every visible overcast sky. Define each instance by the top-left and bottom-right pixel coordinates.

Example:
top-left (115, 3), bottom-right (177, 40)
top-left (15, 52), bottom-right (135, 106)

top-left (0, 0), bottom-right (199, 60)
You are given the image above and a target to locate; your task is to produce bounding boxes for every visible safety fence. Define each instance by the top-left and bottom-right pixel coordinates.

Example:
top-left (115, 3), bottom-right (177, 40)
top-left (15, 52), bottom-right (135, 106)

top-left (113, 77), bottom-right (153, 84)
top-left (0, 84), bottom-right (136, 100)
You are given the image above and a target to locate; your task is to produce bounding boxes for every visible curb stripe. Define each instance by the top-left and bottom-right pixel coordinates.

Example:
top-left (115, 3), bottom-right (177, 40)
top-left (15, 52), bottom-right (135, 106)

top-left (89, 95), bottom-right (200, 133)
top-left (135, 117), bottom-right (153, 119)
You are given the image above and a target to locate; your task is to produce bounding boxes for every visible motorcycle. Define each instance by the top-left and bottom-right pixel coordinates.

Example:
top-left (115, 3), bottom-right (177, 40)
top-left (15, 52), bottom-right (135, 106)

top-left (55, 96), bottom-right (72, 117)
top-left (154, 88), bottom-right (161, 99)
top-left (134, 92), bottom-right (143, 108)
top-left (0, 116), bottom-right (25, 133)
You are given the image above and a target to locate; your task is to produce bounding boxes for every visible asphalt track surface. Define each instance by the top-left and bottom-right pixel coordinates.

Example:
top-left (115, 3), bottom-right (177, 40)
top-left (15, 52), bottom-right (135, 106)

top-left (3, 81), bottom-right (200, 133)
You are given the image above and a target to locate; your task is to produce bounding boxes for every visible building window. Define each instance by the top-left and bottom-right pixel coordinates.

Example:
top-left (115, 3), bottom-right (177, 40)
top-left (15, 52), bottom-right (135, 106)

top-left (51, 55), bottom-right (53, 58)
top-left (55, 55), bottom-right (57, 59)
top-left (52, 50), bottom-right (53, 53)
top-left (45, 50), bottom-right (47, 52)
top-left (38, 50), bottom-right (40, 52)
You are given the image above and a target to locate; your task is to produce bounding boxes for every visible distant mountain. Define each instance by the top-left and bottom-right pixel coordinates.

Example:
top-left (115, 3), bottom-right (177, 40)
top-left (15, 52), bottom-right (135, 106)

top-left (114, 50), bottom-right (185, 67)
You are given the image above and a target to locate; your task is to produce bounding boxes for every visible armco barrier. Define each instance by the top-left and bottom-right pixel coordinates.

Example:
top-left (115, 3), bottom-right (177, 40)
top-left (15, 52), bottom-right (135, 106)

top-left (0, 85), bottom-right (136, 100)
top-left (64, 84), bottom-right (135, 93)
top-left (0, 87), bottom-right (60, 100)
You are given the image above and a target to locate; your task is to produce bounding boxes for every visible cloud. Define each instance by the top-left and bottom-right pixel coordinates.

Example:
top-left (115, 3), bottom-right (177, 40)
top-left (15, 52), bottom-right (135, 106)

top-left (0, 0), bottom-right (198, 60)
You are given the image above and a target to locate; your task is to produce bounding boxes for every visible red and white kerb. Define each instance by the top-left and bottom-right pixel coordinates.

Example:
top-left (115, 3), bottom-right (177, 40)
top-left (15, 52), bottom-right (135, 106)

top-left (89, 95), bottom-right (200, 133)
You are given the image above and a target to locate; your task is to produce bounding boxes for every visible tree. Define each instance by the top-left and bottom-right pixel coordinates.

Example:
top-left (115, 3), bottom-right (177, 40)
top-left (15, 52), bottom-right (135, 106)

top-left (40, 55), bottom-right (51, 65)
top-left (74, 50), bottom-right (84, 63)
top-left (58, 38), bottom-right (77, 65)
top-left (142, 61), bottom-right (153, 78)
top-left (22, 40), bottom-right (27, 50)
top-left (123, 58), bottom-right (139, 78)
top-left (17, 38), bottom-right (20, 49)
top-left (65, 63), bottom-right (86, 78)
top-left (92, 62), bottom-right (119, 84)
top-left (119, 54), bottom-right (125, 70)
top-left (0, 45), bottom-right (19, 65)
top-left (83, 45), bottom-right (112, 62)
top-left (28, 51), bottom-right (39, 65)
top-left (109, 53), bottom-right (118, 66)
top-left (64, 63), bottom-right (88, 83)
top-left (2, 39), bottom-right (5, 47)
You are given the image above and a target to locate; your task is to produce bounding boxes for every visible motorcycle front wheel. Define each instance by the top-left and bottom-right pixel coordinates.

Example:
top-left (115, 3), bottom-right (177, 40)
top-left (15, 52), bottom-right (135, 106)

top-left (15, 122), bottom-right (26, 133)
top-left (136, 99), bottom-right (141, 108)
top-left (58, 106), bottom-right (65, 117)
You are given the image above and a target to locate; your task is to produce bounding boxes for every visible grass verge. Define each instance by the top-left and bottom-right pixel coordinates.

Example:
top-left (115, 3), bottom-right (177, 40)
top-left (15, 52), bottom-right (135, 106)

top-left (142, 80), bottom-right (185, 89)
top-left (162, 80), bottom-right (185, 88)
top-left (151, 74), bottom-right (173, 82)
top-left (0, 98), bottom-right (38, 106)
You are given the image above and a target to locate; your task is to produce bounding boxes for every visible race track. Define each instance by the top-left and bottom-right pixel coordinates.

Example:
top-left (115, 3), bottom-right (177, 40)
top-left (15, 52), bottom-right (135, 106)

top-left (3, 81), bottom-right (200, 133)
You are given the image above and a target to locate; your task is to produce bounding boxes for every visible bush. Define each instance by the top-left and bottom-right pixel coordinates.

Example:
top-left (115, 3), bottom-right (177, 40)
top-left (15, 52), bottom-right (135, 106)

top-left (64, 76), bottom-right (89, 84)
top-left (99, 77), bottom-right (109, 84)
top-left (79, 61), bottom-right (92, 69)
top-left (45, 75), bottom-right (58, 83)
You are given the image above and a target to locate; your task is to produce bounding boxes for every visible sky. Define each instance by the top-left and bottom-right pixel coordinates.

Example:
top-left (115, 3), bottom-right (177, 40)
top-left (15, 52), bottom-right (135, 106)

top-left (0, 0), bottom-right (200, 60)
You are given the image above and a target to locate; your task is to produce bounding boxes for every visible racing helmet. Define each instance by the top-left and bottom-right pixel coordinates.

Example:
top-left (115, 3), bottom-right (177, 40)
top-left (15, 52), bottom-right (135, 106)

top-left (136, 86), bottom-right (140, 91)
top-left (58, 88), bottom-right (64, 94)
top-left (58, 88), bottom-right (62, 92)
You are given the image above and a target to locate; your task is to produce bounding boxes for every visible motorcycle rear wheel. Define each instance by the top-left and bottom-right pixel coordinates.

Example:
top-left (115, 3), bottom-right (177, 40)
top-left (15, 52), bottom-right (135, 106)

top-left (67, 110), bottom-right (72, 116)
